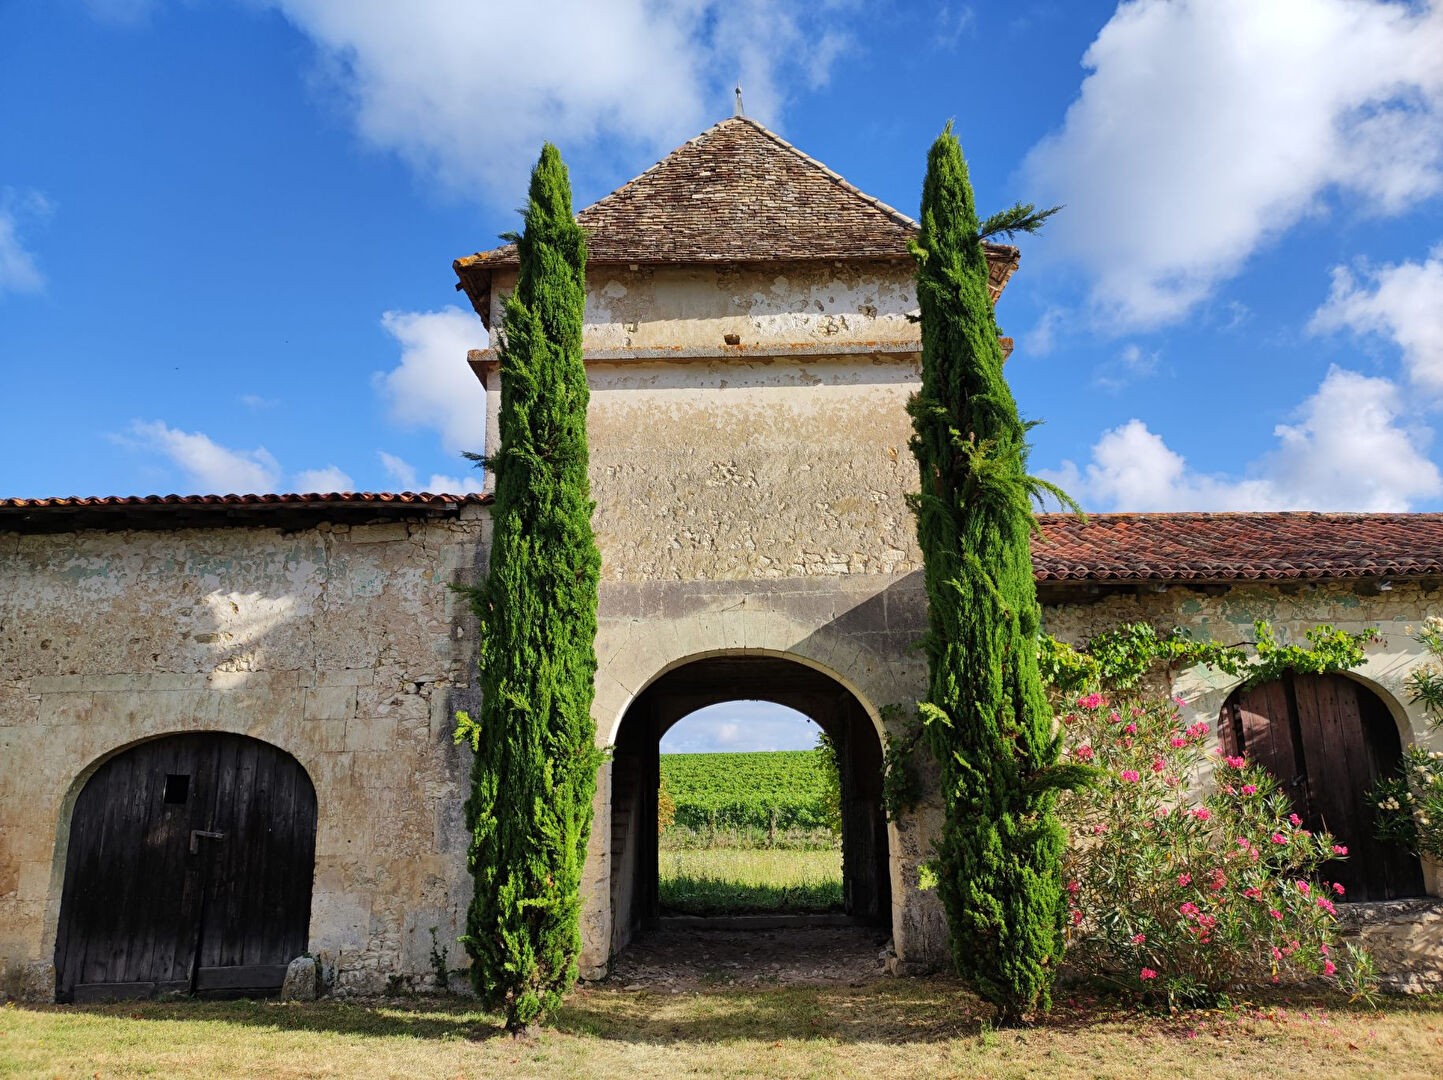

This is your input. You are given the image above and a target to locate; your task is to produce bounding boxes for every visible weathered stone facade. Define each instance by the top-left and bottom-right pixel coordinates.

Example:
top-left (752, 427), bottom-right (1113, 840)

top-left (0, 509), bottom-right (489, 998)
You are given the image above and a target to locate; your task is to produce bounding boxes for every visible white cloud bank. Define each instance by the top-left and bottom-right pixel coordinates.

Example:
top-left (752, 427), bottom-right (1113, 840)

top-left (1023, 0), bottom-right (1443, 329)
top-left (1048, 367), bottom-right (1443, 512)
top-left (377, 449), bottom-right (482, 495)
top-left (1310, 243), bottom-right (1443, 396)
top-left (0, 190), bottom-right (51, 296)
top-left (263, 0), bottom-right (851, 202)
top-left (373, 306), bottom-right (487, 456)
top-left (124, 421), bottom-right (283, 494)
top-left (124, 421), bottom-right (354, 495)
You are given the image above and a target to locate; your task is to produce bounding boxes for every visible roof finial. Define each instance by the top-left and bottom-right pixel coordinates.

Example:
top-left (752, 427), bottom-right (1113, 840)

top-left (734, 84), bottom-right (745, 118)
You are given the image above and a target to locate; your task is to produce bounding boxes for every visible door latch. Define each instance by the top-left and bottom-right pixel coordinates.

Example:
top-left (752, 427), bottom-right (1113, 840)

top-left (189, 829), bottom-right (227, 854)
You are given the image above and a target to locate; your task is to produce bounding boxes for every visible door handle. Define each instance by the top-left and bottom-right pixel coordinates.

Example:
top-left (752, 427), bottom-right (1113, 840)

top-left (189, 829), bottom-right (227, 854)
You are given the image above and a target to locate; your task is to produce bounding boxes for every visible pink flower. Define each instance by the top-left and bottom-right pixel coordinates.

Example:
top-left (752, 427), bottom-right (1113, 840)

top-left (1269, 909), bottom-right (1283, 920)
top-left (1131, 933), bottom-right (1147, 945)
top-left (1323, 960), bottom-right (1337, 977)
top-left (1092, 824), bottom-right (1107, 835)
top-left (1120, 770), bottom-right (1141, 783)
top-left (1186, 721), bottom-right (1210, 737)
top-left (1179, 902), bottom-right (1200, 917)
top-left (1139, 968), bottom-right (1157, 981)
top-left (1316, 898), bottom-right (1337, 916)
top-left (1289, 813), bottom-right (1303, 827)
top-left (1192, 808), bottom-right (1211, 822)
top-left (1241, 784), bottom-right (1258, 796)
top-left (1271, 833), bottom-right (1288, 845)
top-left (1067, 880), bottom-right (1081, 895)
top-left (1244, 887), bottom-right (1263, 900)
top-left (1071, 909), bottom-right (1083, 925)
top-left (1124, 722), bottom-right (1138, 735)
top-left (1296, 881), bottom-right (1310, 895)
top-left (1078, 692), bottom-right (1103, 709)
top-left (1271, 946), bottom-right (1284, 961)
top-left (1177, 873), bottom-right (1193, 887)
top-left (1332, 845), bottom-right (1348, 856)
top-left (1170, 737), bottom-right (1187, 749)
top-left (1209, 869), bottom-right (1227, 891)
top-left (1332, 882), bottom-right (1345, 895)
top-left (1075, 745), bottom-right (1095, 761)
top-left (1225, 755), bottom-right (1246, 769)
top-left (1151, 756), bottom-right (1166, 772)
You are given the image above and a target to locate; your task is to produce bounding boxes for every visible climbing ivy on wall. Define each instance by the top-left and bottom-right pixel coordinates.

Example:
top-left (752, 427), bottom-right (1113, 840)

top-left (907, 123), bottom-right (1075, 1027)
top-left (453, 143), bottom-right (603, 1035)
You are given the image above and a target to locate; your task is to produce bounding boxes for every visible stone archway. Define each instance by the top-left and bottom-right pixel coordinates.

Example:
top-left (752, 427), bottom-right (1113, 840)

top-left (605, 654), bottom-right (890, 959)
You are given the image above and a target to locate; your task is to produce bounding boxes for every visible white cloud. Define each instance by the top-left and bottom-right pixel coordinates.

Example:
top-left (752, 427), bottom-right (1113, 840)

top-left (377, 450), bottom-right (418, 490)
top-left (1093, 342), bottom-right (1159, 392)
top-left (1023, 0), bottom-right (1443, 329)
top-left (373, 306), bottom-right (487, 456)
top-left (1049, 367), bottom-right (1442, 511)
top-left (0, 189), bottom-right (51, 296)
top-left (262, 0), bottom-right (853, 203)
top-left (82, 0), bottom-right (157, 23)
top-left (123, 421), bottom-right (283, 494)
top-left (1023, 306), bottom-right (1066, 356)
top-left (1310, 243), bottom-right (1443, 395)
top-left (293, 465), bottom-right (354, 492)
top-left (423, 473), bottom-right (485, 495)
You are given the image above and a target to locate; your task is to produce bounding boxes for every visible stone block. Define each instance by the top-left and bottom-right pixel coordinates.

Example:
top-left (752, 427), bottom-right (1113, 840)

top-left (306, 686), bottom-right (358, 721)
top-left (344, 716), bottom-right (396, 752)
top-left (280, 955), bottom-right (320, 1001)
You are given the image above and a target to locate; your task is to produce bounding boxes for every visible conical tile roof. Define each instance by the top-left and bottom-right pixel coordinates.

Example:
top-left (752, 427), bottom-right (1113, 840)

top-left (455, 117), bottom-right (1018, 321)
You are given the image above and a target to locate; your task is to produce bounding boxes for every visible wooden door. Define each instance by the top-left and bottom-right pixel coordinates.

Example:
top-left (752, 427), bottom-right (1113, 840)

top-left (1220, 674), bottom-right (1423, 902)
top-left (55, 733), bottom-right (317, 1002)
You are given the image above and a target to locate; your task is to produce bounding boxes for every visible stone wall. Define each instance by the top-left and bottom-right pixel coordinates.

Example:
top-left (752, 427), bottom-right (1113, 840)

top-left (0, 509), bottom-right (489, 999)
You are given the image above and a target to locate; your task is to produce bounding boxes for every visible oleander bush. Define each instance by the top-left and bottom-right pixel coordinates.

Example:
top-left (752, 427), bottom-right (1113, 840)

top-left (1058, 691), bottom-right (1370, 1008)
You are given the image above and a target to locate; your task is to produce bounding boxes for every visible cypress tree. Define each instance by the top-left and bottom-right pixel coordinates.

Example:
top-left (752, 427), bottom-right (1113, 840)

top-left (454, 143), bottom-right (602, 1035)
top-left (907, 124), bottom-right (1078, 1025)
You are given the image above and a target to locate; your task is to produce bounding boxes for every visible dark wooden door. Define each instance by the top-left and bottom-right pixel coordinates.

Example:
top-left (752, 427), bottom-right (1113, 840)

top-left (55, 733), bottom-right (317, 1002)
top-left (1220, 673), bottom-right (1423, 902)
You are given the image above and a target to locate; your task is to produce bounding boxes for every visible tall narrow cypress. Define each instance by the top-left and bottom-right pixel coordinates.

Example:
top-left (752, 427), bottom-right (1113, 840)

top-left (454, 143), bottom-right (602, 1034)
top-left (908, 124), bottom-right (1076, 1025)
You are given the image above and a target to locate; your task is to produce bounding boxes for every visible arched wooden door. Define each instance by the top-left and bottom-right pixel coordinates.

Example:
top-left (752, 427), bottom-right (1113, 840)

top-left (1220, 673), bottom-right (1424, 902)
top-left (55, 732), bottom-right (317, 1002)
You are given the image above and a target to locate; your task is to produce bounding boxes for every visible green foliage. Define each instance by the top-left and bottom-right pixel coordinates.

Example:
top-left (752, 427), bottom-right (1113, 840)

top-left (814, 733), bottom-right (843, 837)
top-left (1372, 619), bottom-right (1443, 858)
top-left (452, 143), bottom-right (603, 1033)
top-left (659, 751), bottom-right (835, 832)
top-left (880, 703), bottom-right (924, 820)
top-left (657, 772), bottom-right (677, 836)
top-left (1059, 692), bottom-right (1370, 1008)
top-left (1039, 620), bottom-right (1378, 701)
top-left (908, 123), bottom-right (1070, 1026)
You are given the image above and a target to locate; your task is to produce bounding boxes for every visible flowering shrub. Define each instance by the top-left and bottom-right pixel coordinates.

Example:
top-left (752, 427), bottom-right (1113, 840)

top-left (1058, 692), bottom-right (1363, 1007)
top-left (1372, 618), bottom-right (1443, 860)
top-left (1372, 746), bottom-right (1443, 861)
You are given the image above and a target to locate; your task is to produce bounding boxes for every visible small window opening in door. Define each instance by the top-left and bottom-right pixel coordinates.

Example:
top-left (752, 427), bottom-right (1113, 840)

top-left (163, 774), bottom-right (190, 805)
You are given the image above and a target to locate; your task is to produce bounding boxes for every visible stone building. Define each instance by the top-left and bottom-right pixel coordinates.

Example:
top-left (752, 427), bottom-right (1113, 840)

top-left (2, 118), bottom-right (1440, 1001)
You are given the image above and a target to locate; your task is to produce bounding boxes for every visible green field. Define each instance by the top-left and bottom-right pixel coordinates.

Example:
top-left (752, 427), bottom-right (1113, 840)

top-left (658, 750), bottom-right (842, 915)
top-left (660, 749), bottom-right (837, 832)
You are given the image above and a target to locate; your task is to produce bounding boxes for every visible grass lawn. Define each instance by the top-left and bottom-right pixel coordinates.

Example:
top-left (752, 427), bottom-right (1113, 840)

top-left (658, 846), bottom-right (843, 915)
top-left (4, 981), bottom-right (1443, 1079)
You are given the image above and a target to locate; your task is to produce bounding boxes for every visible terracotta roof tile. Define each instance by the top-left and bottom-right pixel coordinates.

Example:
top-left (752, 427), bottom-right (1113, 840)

top-left (0, 492), bottom-right (489, 510)
top-left (1033, 512), bottom-right (1443, 583)
top-left (0, 492), bottom-right (491, 533)
top-left (454, 117), bottom-right (1018, 319)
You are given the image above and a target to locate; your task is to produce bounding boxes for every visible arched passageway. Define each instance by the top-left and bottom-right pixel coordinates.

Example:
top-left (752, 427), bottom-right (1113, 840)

top-left (55, 732), bottom-right (317, 1002)
top-left (609, 655), bottom-right (890, 957)
top-left (1220, 673), bottom-right (1424, 901)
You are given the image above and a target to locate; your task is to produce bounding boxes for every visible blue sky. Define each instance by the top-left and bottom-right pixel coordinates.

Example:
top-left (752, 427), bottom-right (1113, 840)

top-left (4, 1), bottom-right (1443, 749)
